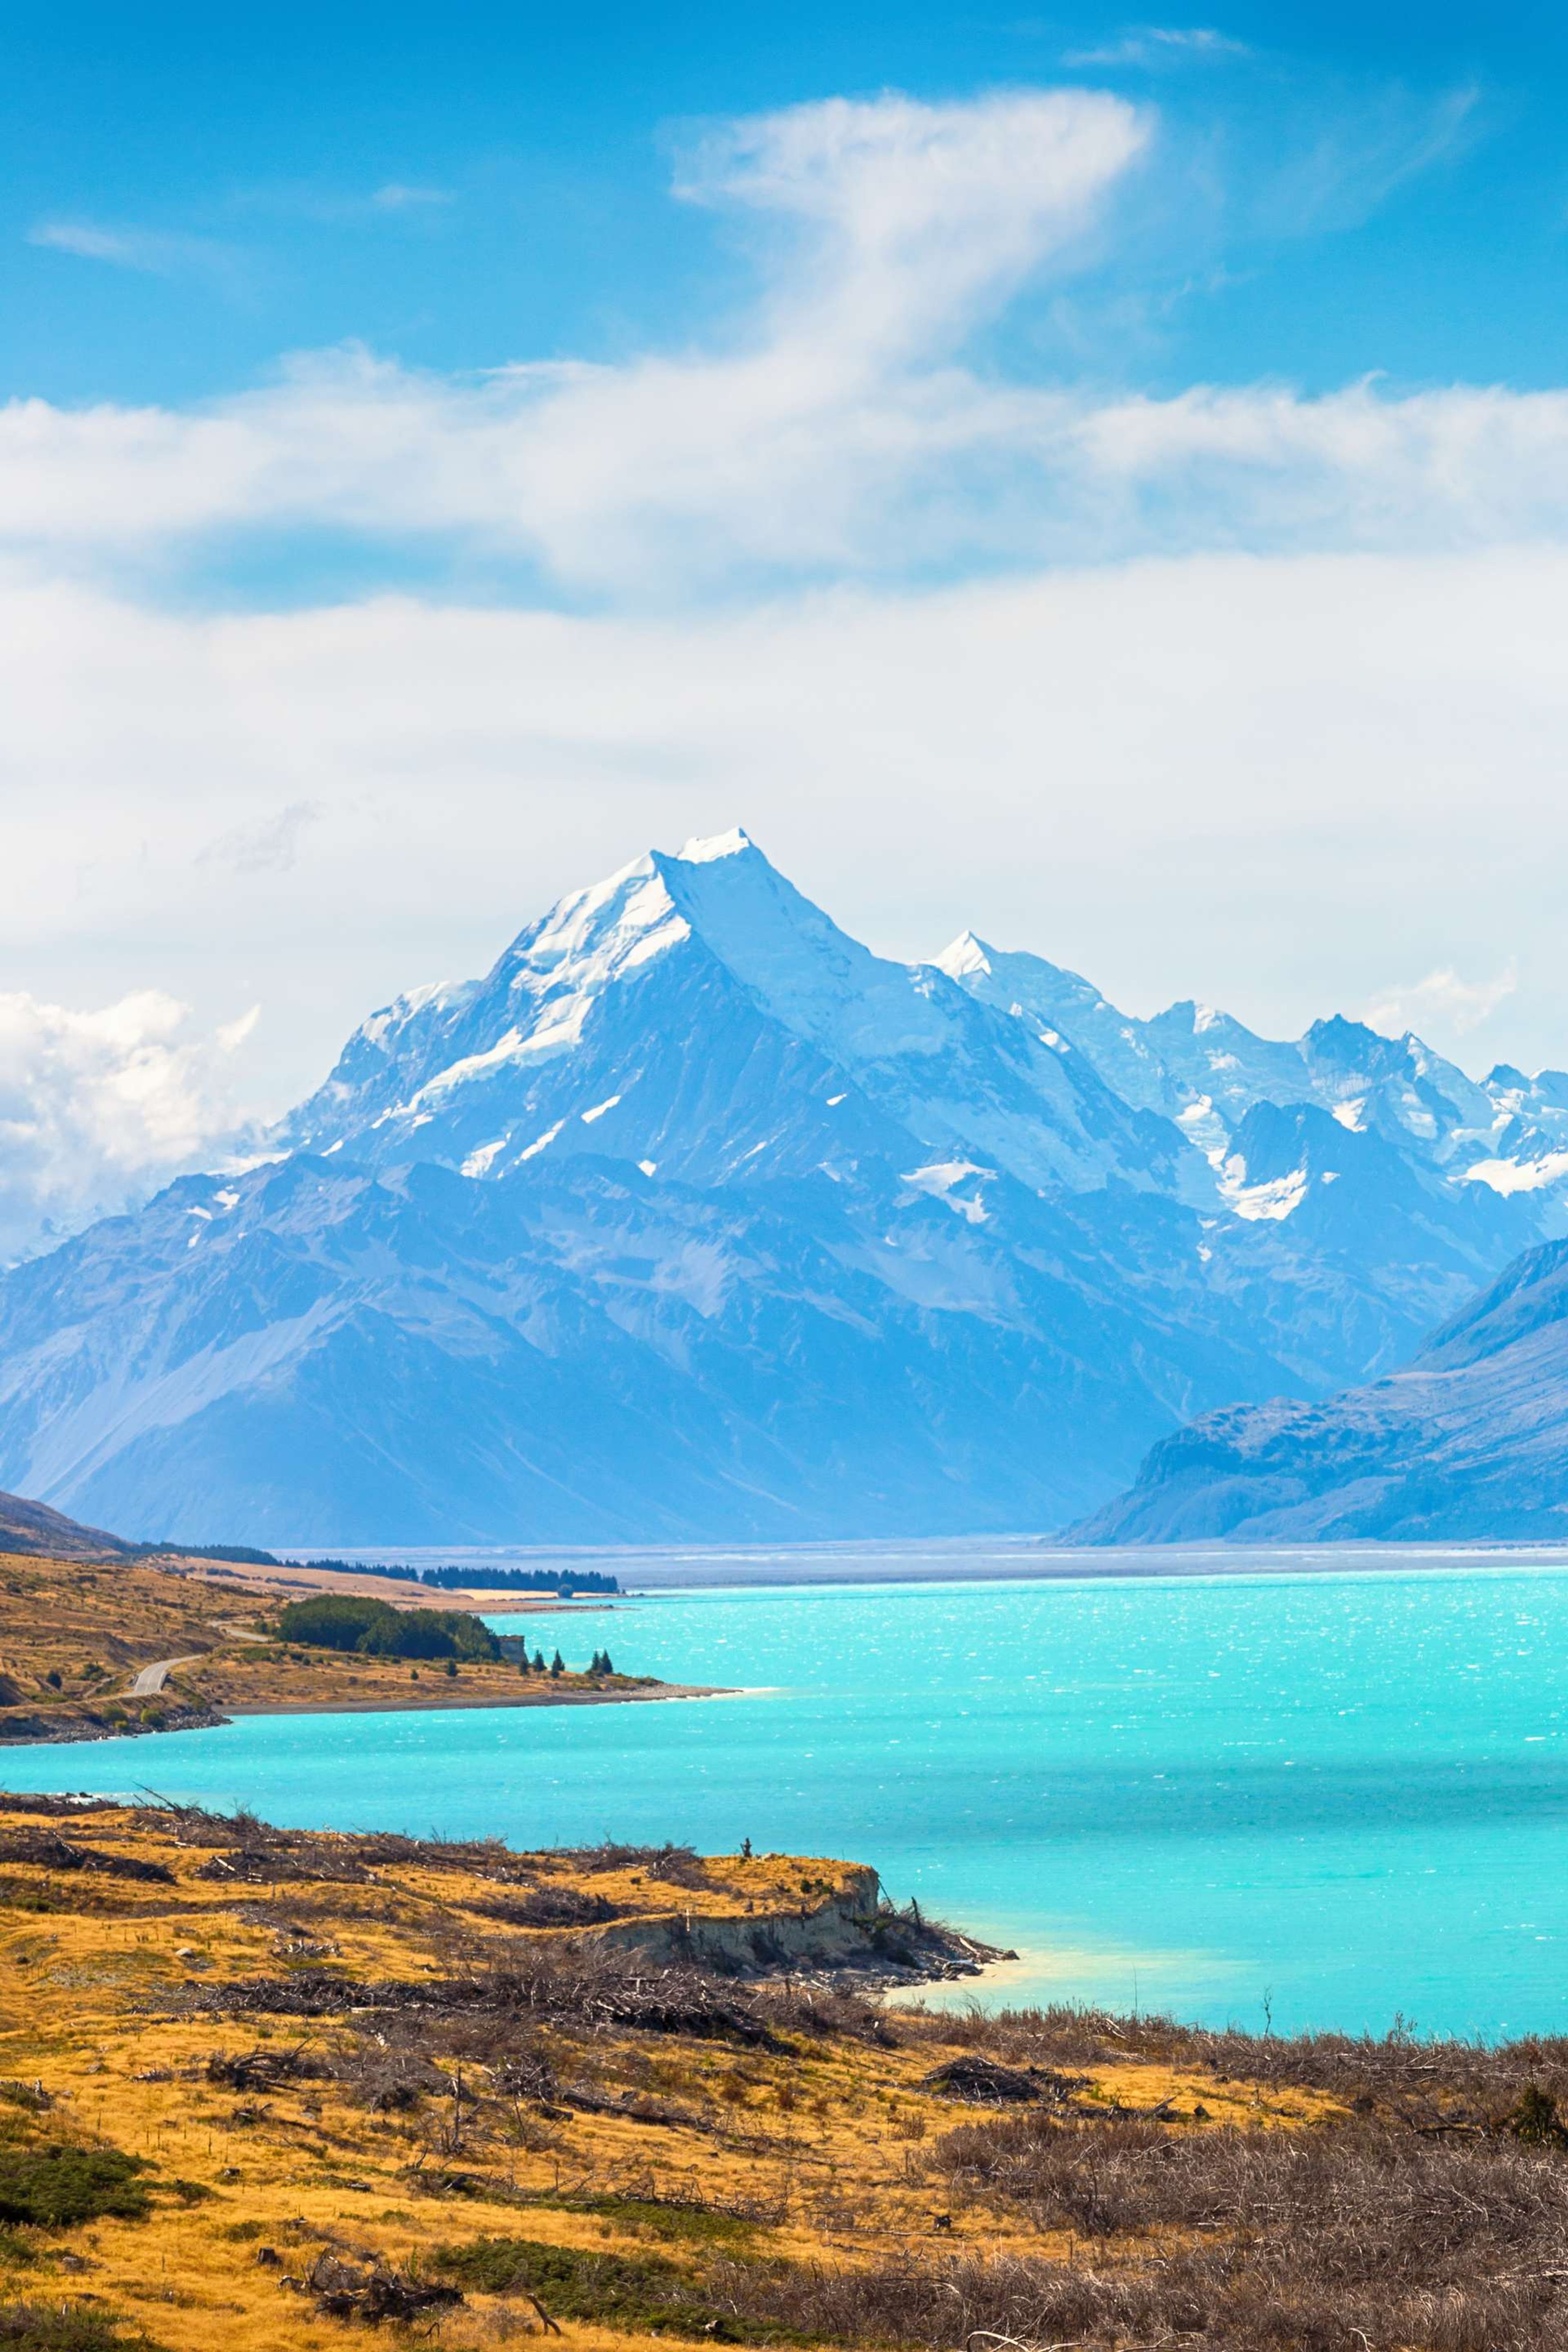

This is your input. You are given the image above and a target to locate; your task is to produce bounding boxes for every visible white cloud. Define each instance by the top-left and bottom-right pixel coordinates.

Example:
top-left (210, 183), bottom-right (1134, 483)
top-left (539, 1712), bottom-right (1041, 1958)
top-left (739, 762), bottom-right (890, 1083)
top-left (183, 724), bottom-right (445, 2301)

top-left (4, 89), bottom-right (1157, 587)
top-left (1065, 25), bottom-right (1252, 67)
top-left (0, 991), bottom-right (261, 1264)
top-left (7, 354), bottom-right (1566, 591)
top-left (27, 219), bottom-right (235, 279)
top-left (217, 1006), bottom-right (262, 1053)
top-left (677, 89), bottom-right (1147, 354)
top-left (0, 78), bottom-right (1557, 596)
top-left (7, 546), bottom-right (1568, 1115)
top-left (1363, 966), bottom-right (1519, 1041)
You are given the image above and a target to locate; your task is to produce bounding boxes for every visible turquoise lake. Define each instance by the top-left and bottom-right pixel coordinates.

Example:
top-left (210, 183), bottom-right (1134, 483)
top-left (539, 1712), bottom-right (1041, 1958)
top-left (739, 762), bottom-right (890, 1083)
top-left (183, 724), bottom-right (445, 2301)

top-left (9, 1556), bottom-right (1568, 2041)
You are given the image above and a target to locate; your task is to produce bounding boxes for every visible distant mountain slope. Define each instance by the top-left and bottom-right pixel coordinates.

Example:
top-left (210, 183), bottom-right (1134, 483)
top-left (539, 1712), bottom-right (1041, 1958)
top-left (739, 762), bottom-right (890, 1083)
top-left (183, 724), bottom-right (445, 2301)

top-left (936, 927), bottom-right (1558, 1382)
top-left (1071, 1238), bottom-right (1568, 1544)
top-left (4, 826), bottom-right (1568, 1546)
top-left (0, 1486), bottom-right (129, 1559)
top-left (0, 1145), bottom-right (1283, 1548)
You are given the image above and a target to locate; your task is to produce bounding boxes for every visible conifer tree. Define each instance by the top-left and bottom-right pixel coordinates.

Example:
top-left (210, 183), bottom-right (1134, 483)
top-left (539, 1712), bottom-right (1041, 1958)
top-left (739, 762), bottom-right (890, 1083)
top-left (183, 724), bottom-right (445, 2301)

top-left (532, 1649), bottom-right (546, 1673)
top-left (550, 1650), bottom-right (565, 1677)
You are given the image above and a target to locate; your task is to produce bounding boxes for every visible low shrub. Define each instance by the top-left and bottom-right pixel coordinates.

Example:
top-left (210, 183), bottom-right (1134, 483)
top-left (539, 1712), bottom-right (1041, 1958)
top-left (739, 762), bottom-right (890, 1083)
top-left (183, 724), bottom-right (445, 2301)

top-left (0, 2310), bottom-right (161, 2351)
top-left (429, 2237), bottom-right (809, 2343)
top-left (533, 2192), bottom-right (759, 2247)
top-left (0, 2147), bottom-right (151, 2231)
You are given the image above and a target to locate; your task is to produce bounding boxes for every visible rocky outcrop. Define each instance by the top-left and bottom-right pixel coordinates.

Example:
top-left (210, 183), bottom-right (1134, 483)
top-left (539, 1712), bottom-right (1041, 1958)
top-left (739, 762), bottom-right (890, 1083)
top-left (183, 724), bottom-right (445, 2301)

top-left (584, 1869), bottom-right (1012, 1987)
top-left (0, 1698), bottom-right (225, 1745)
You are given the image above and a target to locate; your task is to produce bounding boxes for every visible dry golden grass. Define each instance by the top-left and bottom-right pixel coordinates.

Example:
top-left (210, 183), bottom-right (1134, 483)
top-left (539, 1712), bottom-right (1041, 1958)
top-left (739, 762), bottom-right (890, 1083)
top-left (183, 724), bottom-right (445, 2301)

top-left (0, 1799), bottom-right (1358, 2352)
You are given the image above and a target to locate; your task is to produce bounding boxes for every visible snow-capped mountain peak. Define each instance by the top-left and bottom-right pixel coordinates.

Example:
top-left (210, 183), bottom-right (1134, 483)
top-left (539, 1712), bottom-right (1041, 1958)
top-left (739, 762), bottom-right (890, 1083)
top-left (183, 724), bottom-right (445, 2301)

top-left (279, 832), bottom-right (1192, 1200)
top-left (677, 824), bottom-right (755, 863)
top-left (500, 850), bottom-right (689, 987)
top-left (933, 930), bottom-right (994, 981)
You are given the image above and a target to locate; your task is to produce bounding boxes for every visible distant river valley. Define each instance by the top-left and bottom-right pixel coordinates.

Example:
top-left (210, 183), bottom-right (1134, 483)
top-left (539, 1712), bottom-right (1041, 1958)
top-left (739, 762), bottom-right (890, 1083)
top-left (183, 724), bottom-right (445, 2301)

top-left (13, 1553), bottom-right (1568, 2039)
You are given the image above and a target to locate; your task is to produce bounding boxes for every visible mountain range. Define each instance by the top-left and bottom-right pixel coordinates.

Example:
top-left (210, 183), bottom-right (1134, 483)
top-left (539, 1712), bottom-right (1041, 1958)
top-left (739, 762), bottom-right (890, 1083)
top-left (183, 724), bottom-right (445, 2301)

top-left (2, 827), bottom-right (1564, 1547)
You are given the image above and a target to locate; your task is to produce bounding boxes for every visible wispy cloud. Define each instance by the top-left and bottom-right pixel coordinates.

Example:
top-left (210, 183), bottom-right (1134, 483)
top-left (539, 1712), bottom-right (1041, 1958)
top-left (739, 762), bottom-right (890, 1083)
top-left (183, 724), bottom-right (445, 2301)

top-left (234, 180), bottom-right (457, 226)
top-left (198, 800), bottom-right (321, 877)
top-left (1064, 24), bottom-right (1252, 68)
top-left (1364, 966), bottom-right (1519, 1040)
top-left (369, 182), bottom-right (454, 212)
top-left (0, 89), bottom-right (1160, 585)
top-left (28, 218), bottom-right (236, 279)
top-left (1254, 81), bottom-right (1483, 240)
top-left (0, 82), bottom-right (1522, 597)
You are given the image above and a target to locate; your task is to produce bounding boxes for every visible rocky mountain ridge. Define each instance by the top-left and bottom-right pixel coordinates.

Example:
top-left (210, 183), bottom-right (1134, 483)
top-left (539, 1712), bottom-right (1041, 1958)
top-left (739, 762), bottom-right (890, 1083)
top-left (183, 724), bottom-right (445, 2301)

top-left (1073, 1238), bottom-right (1568, 1545)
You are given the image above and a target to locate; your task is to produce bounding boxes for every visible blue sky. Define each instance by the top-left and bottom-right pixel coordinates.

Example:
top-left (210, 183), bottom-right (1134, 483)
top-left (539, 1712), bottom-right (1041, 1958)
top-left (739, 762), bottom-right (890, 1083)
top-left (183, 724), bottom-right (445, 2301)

top-left (6, 0), bottom-right (1563, 412)
top-left (6, 2), bottom-right (1568, 1240)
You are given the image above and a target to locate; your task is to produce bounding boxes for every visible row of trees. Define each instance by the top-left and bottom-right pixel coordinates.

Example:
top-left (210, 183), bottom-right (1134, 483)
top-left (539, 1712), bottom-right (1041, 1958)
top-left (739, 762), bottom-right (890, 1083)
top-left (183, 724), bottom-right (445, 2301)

top-left (517, 1646), bottom-right (617, 1677)
top-left (299, 1558), bottom-right (621, 1597)
top-left (276, 1594), bottom-right (500, 1662)
top-left (275, 1595), bottom-right (621, 1679)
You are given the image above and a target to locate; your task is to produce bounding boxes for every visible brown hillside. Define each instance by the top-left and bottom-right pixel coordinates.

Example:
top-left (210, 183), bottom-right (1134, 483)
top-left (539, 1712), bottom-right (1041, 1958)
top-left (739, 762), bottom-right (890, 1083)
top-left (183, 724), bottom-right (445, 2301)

top-left (0, 1490), bottom-right (130, 1562)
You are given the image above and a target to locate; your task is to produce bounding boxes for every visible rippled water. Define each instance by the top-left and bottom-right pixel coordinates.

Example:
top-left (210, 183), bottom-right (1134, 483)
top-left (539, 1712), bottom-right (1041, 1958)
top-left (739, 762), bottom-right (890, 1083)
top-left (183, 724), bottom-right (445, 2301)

top-left (11, 1554), bottom-right (1568, 2038)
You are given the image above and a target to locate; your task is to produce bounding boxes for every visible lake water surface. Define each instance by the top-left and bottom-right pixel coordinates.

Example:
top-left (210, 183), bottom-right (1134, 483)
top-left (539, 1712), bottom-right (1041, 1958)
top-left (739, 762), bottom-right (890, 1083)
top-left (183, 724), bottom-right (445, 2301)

top-left (10, 1555), bottom-right (1568, 2040)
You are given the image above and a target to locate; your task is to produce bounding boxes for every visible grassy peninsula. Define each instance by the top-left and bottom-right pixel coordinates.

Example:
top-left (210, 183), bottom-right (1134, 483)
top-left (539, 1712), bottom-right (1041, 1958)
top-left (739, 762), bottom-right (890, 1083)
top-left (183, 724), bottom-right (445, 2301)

top-left (0, 1550), bottom-right (713, 1746)
top-left (1, 1796), bottom-right (1566, 2350)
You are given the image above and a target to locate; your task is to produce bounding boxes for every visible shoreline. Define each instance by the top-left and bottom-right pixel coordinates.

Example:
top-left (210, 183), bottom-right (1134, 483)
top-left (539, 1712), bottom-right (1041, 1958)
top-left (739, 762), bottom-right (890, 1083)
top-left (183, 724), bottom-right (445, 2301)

top-left (219, 1676), bottom-right (729, 1720)
top-left (0, 1675), bottom-right (733, 1747)
top-left (272, 1533), bottom-right (1568, 1592)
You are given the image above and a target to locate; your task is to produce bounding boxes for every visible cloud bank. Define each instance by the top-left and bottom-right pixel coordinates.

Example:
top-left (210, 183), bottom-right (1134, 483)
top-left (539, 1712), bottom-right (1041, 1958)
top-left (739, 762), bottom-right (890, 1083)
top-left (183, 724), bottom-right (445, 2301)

top-left (0, 992), bottom-right (258, 1265)
top-left (9, 81), bottom-right (1568, 1256)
